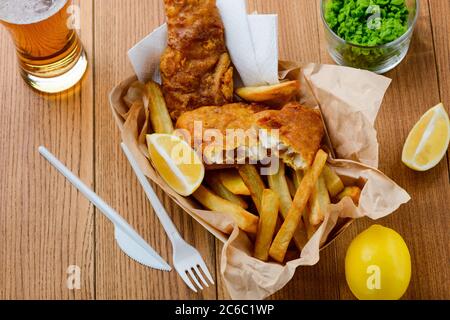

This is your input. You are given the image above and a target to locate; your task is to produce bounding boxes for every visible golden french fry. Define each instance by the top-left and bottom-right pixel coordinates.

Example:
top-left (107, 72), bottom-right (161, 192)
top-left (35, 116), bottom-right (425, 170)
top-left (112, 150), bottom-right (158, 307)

top-left (337, 186), bottom-right (362, 205)
top-left (146, 81), bottom-right (174, 134)
top-left (293, 170), bottom-right (304, 190)
top-left (193, 186), bottom-right (258, 233)
top-left (286, 175), bottom-right (297, 198)
top-left (308, 175), bottom-right (330, 226)
top-left (205, 174), bottom-right (248, 209)
top-left (303, 207), bottom-right (320, 239)
top-left (268, 163), bottom-right (308, 250)
top-left (236, 80), bottom-right (300, 105)
top-left (238, 165), bottom-right (265, 213)
top-left (293, 225), bottom-right (308, 250)
top-left (274, 217), bottom-right (283, 235)
top-left (254, 190), bottom-right (280, 261)
top-left (269, 150), bottom-right (328, 263)
top-left (218, 170), bottom-right (251, 196)
top-left (322, 165), bottom-right (344, 197)
top-left (268, 163), bottom-right (292, 217)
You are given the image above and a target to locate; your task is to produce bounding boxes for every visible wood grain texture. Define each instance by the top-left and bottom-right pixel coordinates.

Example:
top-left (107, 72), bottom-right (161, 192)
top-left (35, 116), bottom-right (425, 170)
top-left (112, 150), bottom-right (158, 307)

top-left (429, 0), bottom-right (450, 172)
top-left (215, 0), bottom-right (341, 300)
top-left (93, 0), bottom-right (216, 300)
top-left (317, 0), bottom-right (450, 300)
top-left (0, 0), bottom-right (448, 300)
top-left (0, 0), bottom-right (94, 299)
top-left (429, 0), bottom-right (450, 111)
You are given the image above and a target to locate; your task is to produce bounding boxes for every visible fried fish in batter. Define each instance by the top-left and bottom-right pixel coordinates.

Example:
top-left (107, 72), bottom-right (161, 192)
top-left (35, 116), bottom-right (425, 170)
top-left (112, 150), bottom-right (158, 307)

top-left (161, 0), bottom-right (234, 120)
top-left (176, 103), bottom-right (267, 165)
top-left (175, 102), bottom-right (324, 169)
top-left (176, 102), bottom-right (264, 146)
top-left (176, 103), bottom-right (265, 138)
top-left (256, 103), bottom-right (325, 170)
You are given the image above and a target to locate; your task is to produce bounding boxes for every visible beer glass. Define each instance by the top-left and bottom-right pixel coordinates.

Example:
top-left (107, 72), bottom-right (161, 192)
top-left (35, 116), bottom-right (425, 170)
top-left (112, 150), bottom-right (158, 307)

top-left (0, 0), bottom-right (88, 93)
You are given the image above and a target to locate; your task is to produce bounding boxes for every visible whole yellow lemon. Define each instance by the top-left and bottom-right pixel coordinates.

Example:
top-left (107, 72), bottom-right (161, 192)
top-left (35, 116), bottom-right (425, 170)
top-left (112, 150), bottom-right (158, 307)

top-left (345, 225), bottom-right (411, 300)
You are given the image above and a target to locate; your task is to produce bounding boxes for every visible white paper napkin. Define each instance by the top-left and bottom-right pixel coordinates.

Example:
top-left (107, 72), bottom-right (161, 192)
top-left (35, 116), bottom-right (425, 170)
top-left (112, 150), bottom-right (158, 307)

top-left (128, 24), bottom-right (167, 83)
top-left (128, 0), bottom-right (279, 86)
top-left (248, 14), bottom-right (279, 85)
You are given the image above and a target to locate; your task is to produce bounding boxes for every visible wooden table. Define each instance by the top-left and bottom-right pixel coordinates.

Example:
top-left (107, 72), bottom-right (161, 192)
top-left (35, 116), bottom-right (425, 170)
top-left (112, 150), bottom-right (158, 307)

top-left (0, 0), bottom-right (448, 300)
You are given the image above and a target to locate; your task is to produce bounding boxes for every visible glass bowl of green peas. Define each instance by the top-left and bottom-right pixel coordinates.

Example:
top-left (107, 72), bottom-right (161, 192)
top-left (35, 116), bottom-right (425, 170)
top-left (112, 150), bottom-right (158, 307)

top-left (321, 0), bottom-right (419, 74)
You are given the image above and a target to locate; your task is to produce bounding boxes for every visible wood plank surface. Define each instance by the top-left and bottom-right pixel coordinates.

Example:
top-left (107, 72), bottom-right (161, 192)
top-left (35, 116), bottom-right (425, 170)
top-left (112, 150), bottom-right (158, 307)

top-left (429, 0), bottom-right (450, 171)
top-left (317, 0), bottom-right (450, 300)
top-left (93, 0), bottom-right (216, 300)
top-left (0, 0), bottom-right (94, 299)
top-left (0, 0), bottom-right (448, 300)
top-left (215, 0), bottom-right (340, 300)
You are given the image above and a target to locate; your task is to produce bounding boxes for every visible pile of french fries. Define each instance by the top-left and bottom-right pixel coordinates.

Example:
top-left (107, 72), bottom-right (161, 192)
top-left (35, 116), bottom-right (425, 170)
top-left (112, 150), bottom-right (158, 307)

top-left (124, 80), bottom-right (363, 264)
top-left (195, 154), bottom-right (361, 263)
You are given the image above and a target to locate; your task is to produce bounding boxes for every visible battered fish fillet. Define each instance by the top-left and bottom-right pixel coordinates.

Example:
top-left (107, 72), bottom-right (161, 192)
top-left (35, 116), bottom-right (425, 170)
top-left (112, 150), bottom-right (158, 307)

top-left (176, 103), bottom-right (266, 145)
top-left (175, 102), bottom-right (324, 169)
top-left (256, 102), bottom-right (325, 169)
top-left (176, 103), bottom-right (267, 165)
top-left (161, 0), bottom-right (234, 121)
top-left (176, 103), bottom-right (265, 136)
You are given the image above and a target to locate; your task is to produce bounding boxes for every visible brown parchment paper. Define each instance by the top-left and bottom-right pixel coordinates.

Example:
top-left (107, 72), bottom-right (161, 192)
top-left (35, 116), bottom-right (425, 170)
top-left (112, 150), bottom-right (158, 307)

top-left (109, 61), bottom-right (410, 300)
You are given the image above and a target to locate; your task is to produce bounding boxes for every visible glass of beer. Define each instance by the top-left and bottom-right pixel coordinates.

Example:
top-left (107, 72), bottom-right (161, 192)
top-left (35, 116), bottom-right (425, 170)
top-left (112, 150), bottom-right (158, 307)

top-left (0, 0), bottom-right (88, 93)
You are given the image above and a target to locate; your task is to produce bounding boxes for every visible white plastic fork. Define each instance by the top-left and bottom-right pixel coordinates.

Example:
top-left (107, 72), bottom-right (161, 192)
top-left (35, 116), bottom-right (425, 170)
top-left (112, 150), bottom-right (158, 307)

top-left (38, 146), bottom-right (171, 272)
top-left (120, 143), bottom-right (214, 292)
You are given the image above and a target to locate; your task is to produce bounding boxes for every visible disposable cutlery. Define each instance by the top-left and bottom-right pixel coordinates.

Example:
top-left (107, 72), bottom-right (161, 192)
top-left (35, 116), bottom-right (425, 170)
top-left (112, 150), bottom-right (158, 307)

top-left (121, 143), bottom-right (214, 292)
top-left (38, 146), bottom-right (171, 272)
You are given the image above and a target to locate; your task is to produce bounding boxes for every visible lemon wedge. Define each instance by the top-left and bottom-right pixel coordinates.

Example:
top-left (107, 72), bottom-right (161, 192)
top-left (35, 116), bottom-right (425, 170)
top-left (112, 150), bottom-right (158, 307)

top-left (147, 134), bottom-right (205, 196)
top-left (402, 103), bottom-right (450, 171)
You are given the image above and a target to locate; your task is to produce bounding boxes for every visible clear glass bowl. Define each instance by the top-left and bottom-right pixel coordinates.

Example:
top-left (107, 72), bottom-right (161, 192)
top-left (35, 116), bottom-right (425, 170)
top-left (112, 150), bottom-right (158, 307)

top-left (321, 0), bottom-right (419, 74)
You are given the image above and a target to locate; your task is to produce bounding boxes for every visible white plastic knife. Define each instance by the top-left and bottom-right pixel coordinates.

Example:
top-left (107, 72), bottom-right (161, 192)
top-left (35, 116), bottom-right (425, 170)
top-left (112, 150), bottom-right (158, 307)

top-left (38, 146), bottom-right (171, 272)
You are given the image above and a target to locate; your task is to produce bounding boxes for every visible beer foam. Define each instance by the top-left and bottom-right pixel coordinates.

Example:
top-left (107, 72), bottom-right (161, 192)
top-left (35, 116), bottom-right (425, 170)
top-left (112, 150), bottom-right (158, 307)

top-left (0, 0), bottom-right (67, 25)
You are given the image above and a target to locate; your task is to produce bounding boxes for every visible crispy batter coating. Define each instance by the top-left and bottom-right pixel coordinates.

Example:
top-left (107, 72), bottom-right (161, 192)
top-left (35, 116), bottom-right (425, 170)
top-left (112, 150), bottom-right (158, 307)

top-left (256, 103), bottom-right (325, 168)
top-left (161, 0), bottom-right (234, 120)
top-left (175, 102), bottom-right (324, 168)
top-left (176, 103), bottom-right (267, 150)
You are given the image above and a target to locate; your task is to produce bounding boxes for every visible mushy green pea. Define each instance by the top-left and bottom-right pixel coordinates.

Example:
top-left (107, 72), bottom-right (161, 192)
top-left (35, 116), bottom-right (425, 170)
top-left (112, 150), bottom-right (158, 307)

top-left (325, 0), bottom-right (409, 46)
